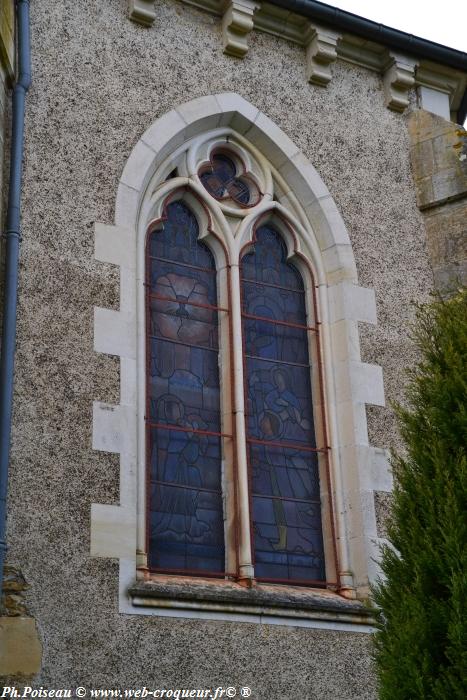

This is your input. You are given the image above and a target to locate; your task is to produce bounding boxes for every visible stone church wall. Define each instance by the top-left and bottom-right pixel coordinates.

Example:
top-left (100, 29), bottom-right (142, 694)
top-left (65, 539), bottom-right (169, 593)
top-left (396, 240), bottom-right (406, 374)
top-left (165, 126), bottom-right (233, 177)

top-left (1, 0), bottom-right (454, 695)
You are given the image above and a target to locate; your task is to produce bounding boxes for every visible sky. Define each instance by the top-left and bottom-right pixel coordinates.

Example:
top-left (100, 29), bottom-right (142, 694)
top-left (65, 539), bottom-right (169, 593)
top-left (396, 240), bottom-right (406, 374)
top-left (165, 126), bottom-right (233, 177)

top-left (322, 0), bottom-right (466, 53)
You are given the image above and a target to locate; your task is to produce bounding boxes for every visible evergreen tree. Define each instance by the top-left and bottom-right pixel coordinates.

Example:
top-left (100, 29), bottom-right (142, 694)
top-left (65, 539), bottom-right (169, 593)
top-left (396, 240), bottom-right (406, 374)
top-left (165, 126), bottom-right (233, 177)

top-left (372, 288), bottom-right (467, 699)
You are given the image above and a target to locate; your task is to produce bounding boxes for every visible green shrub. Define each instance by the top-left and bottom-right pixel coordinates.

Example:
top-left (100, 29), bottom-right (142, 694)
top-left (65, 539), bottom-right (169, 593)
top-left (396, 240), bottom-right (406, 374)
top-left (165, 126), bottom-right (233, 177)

top-left (372, 288), bottom-right (467, 699)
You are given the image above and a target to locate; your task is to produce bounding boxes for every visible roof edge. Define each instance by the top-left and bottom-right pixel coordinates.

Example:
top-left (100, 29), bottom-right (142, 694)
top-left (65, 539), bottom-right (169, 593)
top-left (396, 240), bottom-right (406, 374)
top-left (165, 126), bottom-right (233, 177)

top-left (267, 0), bottom-right (467, 72)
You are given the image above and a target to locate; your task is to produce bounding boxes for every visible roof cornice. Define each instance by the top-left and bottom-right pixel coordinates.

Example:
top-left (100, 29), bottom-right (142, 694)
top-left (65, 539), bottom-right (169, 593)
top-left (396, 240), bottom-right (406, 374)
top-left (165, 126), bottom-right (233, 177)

top-left (133, 1), bottom-right (467, 122)
top-left (267, 0), bottom-right (467, 73)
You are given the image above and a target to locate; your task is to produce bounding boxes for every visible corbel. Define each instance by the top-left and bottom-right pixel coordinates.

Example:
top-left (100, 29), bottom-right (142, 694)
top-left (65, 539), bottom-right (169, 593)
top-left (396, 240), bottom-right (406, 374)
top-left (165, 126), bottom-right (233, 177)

top-left (222, 0), bottom-right (260, 58)
top-left (304, 25), bottom-right (341, 86)
top-left (383, 53), bottom-right (418, 113)
top-left (128, 0), bottom-right (156, 26)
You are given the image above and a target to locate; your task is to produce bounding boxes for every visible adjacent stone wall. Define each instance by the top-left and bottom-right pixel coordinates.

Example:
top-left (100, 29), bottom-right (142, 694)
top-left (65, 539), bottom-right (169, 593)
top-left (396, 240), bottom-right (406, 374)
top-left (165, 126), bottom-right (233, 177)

top-left (1, 0), bottom-right (442, 695)
top-left (0, 0), bottom-right (13, 216)
top-left (408, 110), bottom-right (467, 292)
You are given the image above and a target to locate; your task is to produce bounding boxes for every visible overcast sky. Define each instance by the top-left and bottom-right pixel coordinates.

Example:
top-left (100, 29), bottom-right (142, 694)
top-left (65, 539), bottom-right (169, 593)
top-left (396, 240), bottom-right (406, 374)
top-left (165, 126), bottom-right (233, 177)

top-left (324, 0), bottom-right (466, 53)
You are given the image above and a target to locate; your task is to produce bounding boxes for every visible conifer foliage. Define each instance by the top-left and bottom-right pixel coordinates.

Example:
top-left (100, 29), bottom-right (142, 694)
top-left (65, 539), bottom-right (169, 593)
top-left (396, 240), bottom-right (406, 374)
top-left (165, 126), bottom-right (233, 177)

top-left (372, 289), bottom-right (467, 699)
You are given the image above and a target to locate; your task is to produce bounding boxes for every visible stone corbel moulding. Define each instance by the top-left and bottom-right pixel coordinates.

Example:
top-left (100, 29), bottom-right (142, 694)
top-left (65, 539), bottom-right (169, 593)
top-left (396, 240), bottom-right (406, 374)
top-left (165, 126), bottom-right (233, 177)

top-left (305, 26), bottom-right (341, 86)
top-left (383, 53), bottom-right (418, 113)
top-left (91, 93), bottom-right (390, 621)
top-left (129, 0), bottom-right (156, 26)
top-left (222, 0), bottom-right (260, 57)
top-left (181, 1), bottom-right (466, 119)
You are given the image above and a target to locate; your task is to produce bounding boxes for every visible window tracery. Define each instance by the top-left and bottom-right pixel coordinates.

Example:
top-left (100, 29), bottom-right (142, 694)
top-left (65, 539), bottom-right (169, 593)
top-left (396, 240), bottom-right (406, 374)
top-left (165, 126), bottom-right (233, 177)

top-left (92, 96), bottom-right (387, 617)
top-left (199, 149), bottom-right (261, 208)
top-left (146, 200), bottom-right (226, 576)
top-left (143, 135), bottom-right (336, 587)
top-left (240, 225), bottom-right (326, 584)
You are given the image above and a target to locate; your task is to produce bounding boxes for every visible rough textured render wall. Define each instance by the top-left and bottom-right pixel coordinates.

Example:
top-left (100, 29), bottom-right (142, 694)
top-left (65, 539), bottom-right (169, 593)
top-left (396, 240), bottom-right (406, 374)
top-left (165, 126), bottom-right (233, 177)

top-left (3, 0), bottom-right (436, 694)
top-left (408, 109), bottom-right (467, 292)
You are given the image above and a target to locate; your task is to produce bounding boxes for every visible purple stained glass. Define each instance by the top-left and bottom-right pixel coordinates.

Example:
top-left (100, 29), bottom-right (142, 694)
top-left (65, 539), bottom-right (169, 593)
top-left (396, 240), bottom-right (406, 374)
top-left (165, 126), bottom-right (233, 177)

top-left (199, 151), bottom-right (260, 207)
top-left (146, 201), bottom-right (225, 574)
top-left (241, 224), bottom-right (325, 583)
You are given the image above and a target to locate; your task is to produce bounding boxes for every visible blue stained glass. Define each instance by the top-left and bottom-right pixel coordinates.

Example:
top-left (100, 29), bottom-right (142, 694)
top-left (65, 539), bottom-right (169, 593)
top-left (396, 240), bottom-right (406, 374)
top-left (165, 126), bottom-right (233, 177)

top-left (146, 201), bottom-right (225, 574)
top-left (246, 359), bottom-right (316, 447)
top-left (149, 201), bottom-right (214, 268)
top-left (250, 444), bottom-right (320, 502)
top-left (149, 428), bottom-right (222, 491)
top-left (148, 339), bottom-right (221, 432)
top-left (243, 318), bottom-right (309, 365)
top-left (253, 497), bottom-right (325, 581)
top-left (241, 224), bottom-right (325, 583)
top-left (242, 281), bottom-right (307, 325)
top-left (149, 259), bottom-right (217, 305)
top-left (241, 227), bottom-right (304, 290)
top-left (199, 152), bottom-right (260, 207)
top-left (149, 485), bottom-right (224, 572)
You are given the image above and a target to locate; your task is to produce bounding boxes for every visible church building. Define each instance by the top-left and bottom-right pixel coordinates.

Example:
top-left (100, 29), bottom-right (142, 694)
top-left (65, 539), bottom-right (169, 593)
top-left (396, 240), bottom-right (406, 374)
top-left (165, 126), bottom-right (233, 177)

top-left (0, 1), bottom-right (466, 695)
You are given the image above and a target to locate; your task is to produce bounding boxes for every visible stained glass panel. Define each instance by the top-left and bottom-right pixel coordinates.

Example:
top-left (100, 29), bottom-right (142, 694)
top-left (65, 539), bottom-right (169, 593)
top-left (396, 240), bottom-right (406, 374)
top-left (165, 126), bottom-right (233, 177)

top-left (241, 224), bottom-right (325, 583)
top-left (146, 201), bottom-right (225, 575)
top-left (199, 151), bottom-right (260, 207)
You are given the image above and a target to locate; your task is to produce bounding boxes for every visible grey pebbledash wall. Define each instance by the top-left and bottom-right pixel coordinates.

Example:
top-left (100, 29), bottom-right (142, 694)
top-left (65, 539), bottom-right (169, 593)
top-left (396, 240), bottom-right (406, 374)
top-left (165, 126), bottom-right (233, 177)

top-left (2, 0), bottom-right (440, 694)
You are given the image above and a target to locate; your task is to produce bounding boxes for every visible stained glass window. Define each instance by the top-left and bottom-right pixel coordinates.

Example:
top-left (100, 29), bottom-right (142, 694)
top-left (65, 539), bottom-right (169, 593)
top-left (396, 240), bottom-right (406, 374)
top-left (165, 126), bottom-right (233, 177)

top-left (199, 151), bottom-right (261, 208)
top-left (146, 200), bottom-right (225, 575)
top-left (241, 225), bottom-right (326, 583)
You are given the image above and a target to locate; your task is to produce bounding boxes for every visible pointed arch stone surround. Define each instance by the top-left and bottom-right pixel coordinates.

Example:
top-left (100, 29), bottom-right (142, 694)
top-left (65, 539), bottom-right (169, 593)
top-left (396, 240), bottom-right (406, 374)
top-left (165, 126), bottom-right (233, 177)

top-left (91, 93), bottom-right (391, 617)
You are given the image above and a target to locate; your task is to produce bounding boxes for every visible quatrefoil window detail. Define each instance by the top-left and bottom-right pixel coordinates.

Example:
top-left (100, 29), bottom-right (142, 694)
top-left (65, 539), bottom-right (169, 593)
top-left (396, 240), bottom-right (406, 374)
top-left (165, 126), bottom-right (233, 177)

top-left (199, 151), bottom-right (261, 208)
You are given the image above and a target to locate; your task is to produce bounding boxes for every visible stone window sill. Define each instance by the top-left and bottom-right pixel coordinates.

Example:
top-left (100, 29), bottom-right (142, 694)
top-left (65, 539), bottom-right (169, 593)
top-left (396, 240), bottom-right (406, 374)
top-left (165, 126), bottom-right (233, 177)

top-left (128, 576), bottom-right (375, 632)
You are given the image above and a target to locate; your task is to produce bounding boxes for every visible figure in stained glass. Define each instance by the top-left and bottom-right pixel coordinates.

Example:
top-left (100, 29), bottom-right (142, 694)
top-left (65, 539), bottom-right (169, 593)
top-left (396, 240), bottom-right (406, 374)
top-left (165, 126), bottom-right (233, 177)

top-left (146, 200), bottom-right (225, 574)
top-left (241, 223), bottom-right (325, 582)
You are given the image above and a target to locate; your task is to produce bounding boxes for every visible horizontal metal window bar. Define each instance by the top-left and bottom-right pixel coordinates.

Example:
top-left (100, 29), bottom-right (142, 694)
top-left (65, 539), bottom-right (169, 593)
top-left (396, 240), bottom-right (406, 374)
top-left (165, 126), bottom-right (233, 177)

top-left (148, 254), bottom-right (217, 275)
top-left (148, 333), bottom-right (219, 354)
top-left (242, 312), bottom-right (316, 332)
top-left (245, 353), bottom-right (310, 369)
top-left (151, 479), bottom-right (222, 496)
top-left (252, 492), bottom-right (321, 505)
top-left (241, 276), bottom-right (305, 294)
top-left (147, 421), bottom-right (231, 439)
top-left (247, 437), bottom-right (327, 453)
top-left (148, 292), bottom-right (228, 313)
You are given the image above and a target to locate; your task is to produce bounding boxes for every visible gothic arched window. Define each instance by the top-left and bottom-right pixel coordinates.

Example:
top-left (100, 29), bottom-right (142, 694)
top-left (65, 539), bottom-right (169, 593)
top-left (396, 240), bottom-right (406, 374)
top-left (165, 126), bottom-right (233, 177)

top-left (146, 200), bottom-right (226, 576)
top-left (142, 142), bottom-right (335, 588)
top-left (93, 95), bottom-right (386, 611)
top-left (241, 225), bottom-right (325, 584)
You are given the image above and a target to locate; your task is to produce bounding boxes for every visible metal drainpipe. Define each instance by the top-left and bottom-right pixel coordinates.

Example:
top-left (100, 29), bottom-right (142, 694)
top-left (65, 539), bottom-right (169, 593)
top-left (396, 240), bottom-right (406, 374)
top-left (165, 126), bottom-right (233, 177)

top-left (0, 0), bottom-right (31, 591)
